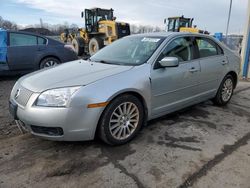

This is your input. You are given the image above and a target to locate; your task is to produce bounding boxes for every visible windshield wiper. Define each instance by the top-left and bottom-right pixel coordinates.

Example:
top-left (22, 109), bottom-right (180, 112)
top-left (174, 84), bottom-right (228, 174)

top-left (97, 60), bottom-right (112, 64)
top-left (90, 59), bottom-right (114, 64)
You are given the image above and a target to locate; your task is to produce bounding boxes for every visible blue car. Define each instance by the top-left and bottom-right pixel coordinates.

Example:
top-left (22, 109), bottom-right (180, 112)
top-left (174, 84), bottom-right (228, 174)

top-left (0, 29), bottom-right (78, 75)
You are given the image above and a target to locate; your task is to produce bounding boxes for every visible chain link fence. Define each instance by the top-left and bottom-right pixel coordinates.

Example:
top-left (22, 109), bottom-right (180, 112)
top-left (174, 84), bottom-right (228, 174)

top-left (221, 35), bottom-right (243, 54)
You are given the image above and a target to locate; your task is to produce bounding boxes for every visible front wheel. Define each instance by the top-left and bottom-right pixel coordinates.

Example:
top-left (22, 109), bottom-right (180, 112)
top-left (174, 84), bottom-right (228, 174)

top-left (89, 37), bottom-right (104, 56)
top-left (212, 75), bottom-right (234, 106)
top-left (98, 95), bottom-right (144, 145)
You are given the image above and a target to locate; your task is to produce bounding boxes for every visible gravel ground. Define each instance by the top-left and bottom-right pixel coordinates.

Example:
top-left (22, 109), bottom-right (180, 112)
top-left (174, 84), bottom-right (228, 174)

top-left (0, 78), bottom-right (250, 188)
top-left (0, 77), bottom-right (19, 139)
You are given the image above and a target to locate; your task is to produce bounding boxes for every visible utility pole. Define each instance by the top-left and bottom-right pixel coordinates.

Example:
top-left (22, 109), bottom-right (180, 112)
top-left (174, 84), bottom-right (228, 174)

top-left (225, 0), bottom-right (233, 40)
top-left (40, 18), bottom-right (43, 28)
top-left (241, 0), bottom-right (250, 79)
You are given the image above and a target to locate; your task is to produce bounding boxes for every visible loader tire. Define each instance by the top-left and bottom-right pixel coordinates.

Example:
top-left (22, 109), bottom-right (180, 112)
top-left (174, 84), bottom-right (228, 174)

top-left (72, 37), bottom-right (84, 56)
top-left (89, 37), bottom-right (104, 56)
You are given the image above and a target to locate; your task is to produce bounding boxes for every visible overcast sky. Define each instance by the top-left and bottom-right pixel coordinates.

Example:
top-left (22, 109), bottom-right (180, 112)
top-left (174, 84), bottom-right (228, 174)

top-left (0, 0), bottom-right (248, 34)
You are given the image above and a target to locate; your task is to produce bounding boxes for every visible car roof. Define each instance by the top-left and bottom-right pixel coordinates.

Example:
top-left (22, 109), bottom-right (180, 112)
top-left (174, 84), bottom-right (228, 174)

top-left (129, 32), bottom-right (215, 40)
top-left (7, 30), bottom-right (47, 38)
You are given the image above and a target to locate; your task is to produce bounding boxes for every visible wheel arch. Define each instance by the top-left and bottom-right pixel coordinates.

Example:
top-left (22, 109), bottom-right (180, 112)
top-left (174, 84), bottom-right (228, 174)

top-left (226, 71), bottom-right (238, 88)
top-left (110, 91), bottom-right (148, 118)
top-left (94, 90), bottom-right (149, 138)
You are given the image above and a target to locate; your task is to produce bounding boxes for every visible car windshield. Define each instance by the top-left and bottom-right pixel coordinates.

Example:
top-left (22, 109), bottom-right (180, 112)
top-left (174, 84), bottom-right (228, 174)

top-left (90, 36), bottom-right (164, 66)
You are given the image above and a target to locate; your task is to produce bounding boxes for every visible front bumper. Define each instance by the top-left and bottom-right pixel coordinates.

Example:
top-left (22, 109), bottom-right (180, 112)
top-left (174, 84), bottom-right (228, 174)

top-left (9, 93), bottom-right (104, 141)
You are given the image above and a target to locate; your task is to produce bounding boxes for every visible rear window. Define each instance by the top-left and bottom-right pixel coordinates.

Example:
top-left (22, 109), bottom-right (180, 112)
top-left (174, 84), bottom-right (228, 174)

top-left (9, 33), bottom-right (47, 46)
top-left (10, 33), bottom-right (37, 46)
top-left (38, 37), bottom-right (46, 45)
top-left (196, 37), bottom-right (223, 58)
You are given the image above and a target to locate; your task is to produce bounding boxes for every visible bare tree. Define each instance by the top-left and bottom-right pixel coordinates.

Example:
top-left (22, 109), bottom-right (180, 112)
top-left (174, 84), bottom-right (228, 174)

top-left (70, 23), bottom-right (78, 29)
top-left (0, 16), bottom-right (3, 27)
top-left (0, 16), bottom-right (18, 30)
top-left (0, 16), bottom-right (163, 35)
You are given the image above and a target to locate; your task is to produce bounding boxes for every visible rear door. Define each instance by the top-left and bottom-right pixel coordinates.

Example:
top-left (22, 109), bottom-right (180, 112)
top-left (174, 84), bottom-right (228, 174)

top-left (194, 37), bottom-right (227, 95)
top-left (151, 36), bottom-right (201, 116)
top-left (7, 32), bottom-right (39, 70)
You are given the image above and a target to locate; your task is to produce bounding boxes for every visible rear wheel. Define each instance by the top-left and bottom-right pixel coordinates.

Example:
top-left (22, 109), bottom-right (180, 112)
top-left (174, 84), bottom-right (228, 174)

top-left (89, 37), bottom-right (104, 56)
top-left (39, 57), bottom-right (60, 69)
top-left (72, 37), bottom-right (84, 56)
top-left (99, 95), bottom-right (144, 145)
top-left (212, 75), bottom-right (234, 106)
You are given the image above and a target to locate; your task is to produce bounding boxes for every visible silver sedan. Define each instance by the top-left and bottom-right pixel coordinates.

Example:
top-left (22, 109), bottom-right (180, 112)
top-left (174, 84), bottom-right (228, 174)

top-left (9, 32), bottom-right (240, 145)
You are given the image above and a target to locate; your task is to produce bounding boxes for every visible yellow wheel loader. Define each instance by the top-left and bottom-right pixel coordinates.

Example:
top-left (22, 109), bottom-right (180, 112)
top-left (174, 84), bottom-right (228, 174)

top-left (165, 15), bottom-right (209, 34)
top-left (60, 28), bottom-right (78, 43)
top-left (61, 8), bottom-right (130, 56)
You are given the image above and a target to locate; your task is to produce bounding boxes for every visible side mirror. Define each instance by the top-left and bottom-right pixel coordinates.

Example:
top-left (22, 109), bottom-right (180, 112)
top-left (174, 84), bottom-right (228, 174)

top-left (159, 57), bottom-right (179, 67)
top-left (81, 11), bottom-right (84, 18)
top-left (164, 18), bottom-right (166, 24)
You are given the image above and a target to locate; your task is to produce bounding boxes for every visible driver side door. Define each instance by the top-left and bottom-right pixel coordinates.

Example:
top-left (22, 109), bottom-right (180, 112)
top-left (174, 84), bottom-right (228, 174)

top-left (150, 36), bottom-right (201, 117)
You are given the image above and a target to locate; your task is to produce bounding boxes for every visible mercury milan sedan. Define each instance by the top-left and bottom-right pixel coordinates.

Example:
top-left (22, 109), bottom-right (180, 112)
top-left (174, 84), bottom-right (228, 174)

top-left (9, 32), bottom-right (240, 145)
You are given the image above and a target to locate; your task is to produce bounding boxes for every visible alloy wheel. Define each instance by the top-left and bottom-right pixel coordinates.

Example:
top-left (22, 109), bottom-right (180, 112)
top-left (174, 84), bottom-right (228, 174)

top-left (109, 102), bottom-right (139, 140)
top-left (221, 78), bottom-right (233, 102)
top-left (44, 60), bottom-right (58, 67)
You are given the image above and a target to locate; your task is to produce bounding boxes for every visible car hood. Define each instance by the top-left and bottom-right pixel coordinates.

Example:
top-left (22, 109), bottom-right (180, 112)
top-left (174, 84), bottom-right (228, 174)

top-left (19, 60), bottom-right (133, 92)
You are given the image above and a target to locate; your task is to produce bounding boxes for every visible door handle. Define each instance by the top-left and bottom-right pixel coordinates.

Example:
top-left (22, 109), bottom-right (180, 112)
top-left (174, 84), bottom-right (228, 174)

top-left (221, 60), bottom-right (228, 65)
top-left (189, 67), bottom-right (198, 73)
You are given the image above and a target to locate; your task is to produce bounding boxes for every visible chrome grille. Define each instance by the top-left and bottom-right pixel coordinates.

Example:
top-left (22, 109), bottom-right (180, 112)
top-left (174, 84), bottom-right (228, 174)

top-left (13, 85), bottom-right (33, 107)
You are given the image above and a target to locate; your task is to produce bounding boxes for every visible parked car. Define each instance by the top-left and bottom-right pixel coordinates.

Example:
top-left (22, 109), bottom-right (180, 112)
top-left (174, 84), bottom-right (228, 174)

top-left (0, 30), bottom-right (78, 75)
top-left (9, 32), bottom-right (240, 145)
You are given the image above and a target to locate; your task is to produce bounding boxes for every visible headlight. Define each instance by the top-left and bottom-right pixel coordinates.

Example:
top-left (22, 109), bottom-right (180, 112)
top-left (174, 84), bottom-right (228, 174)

top-left (36, 86), bottom-right (80, 107)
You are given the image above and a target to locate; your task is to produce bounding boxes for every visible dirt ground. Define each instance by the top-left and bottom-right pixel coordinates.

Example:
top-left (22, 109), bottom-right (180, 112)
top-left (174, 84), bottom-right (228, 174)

top-left (0, 77), bottom-right (250, 188)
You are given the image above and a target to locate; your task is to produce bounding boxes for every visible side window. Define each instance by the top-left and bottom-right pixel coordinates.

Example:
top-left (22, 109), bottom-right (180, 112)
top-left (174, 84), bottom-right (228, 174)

top-left (9, 33), bottom-right (37, 46)
top-left (159, 37), bottom-right (193, 63)
top-left (168, 19), bottom-right (174, 31)
top-left (217, 44), bottom-right (223, 55)
top-left (175, 19), bottom-right (179, 31)
top-left (38, 37), bottom-right (46, 45)
top-left (196, 38), bottom-right (223, 58)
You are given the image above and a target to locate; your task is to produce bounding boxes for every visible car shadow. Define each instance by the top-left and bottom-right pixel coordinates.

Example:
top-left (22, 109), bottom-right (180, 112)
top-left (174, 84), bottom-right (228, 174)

top-left (0, 75), bottom-right (21, 81)
top-left (50, 100), bottom-right (213, 149)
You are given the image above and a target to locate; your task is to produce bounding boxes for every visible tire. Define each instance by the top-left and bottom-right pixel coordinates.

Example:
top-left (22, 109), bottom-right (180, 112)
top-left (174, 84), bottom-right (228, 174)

top-left (88, 37), bottom-right (104, 56)
top-left (98, 94), bottom-right (144, 145)
top-left (212, 74), bottom-right (234, 106)
top-left (39, 57), bottom-right (60, 69)
top-left (72, 37), bottom-right (84, 56)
